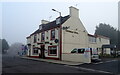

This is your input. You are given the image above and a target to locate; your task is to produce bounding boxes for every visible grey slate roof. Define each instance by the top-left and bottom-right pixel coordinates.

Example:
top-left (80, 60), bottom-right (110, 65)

top-left (30, 15), bottom-right (70, 36)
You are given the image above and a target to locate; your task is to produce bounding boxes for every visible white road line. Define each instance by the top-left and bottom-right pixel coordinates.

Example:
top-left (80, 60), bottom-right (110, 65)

top-left (93, 60), bottom-right (117, 64)
top-left (64, 65), bottom-right (112, 74)
top-left (96, 70), bottom-right (111, 74)
top-left (93, 62), bottom-right (103, 64)
top-left (103, 60), bottom-right (117, 63)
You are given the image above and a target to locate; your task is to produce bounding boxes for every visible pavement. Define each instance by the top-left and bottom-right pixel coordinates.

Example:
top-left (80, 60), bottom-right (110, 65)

top-left (21, 56), bottom-right (84, 66)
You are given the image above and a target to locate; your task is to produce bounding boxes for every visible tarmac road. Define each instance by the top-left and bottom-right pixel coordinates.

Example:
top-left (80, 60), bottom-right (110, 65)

top-left (2, 54), bottom-right (92, 73)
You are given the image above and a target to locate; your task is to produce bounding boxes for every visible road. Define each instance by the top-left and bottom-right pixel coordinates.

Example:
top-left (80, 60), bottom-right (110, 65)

top-left (2, 54), bottom-right (119, 75)
top-left (2, 54), bottom-right (93, 73)
top-left (73, 58), bottom-right (120, 75)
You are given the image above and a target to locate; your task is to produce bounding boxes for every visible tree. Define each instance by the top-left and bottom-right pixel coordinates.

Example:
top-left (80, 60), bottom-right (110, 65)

top-left (2, 39), bottom-right (9, 54)
top-left (95, 23), bottom-right (118, 45)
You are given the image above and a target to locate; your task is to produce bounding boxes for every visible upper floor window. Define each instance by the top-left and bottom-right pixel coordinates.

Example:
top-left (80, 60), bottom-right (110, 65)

top-left (46, 31), bottom-right (49, 40)
top-left (89, 36), bottom-right (96, 43)
top-left (34, 34), bottom-right (37, 43)
top-left (51, 29), bottom-right (55, 40)
top-left (41, 32), bottom-right (45, 41)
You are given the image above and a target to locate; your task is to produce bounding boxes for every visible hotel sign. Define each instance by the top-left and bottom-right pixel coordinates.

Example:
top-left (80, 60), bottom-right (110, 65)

top-left (65, 30), bottom-right (78, 34)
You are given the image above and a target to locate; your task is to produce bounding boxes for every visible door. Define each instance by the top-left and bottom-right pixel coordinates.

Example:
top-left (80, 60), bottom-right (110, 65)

top-left (40, 45), bottom-right (45, 58)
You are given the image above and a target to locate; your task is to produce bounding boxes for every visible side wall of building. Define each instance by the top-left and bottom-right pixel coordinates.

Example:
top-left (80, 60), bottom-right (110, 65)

top-left (61, 14), bottom-right (91, 63)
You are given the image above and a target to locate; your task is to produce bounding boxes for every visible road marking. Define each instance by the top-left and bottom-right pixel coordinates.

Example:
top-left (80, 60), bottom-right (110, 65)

top-left (104, 60), bottom-right (117, 63)
top-left (93, 62), bottom-right (103, 64)
top-left (64, 65), bottom-right (112, 74)
top-left (93, 60), bottom-right (117, 64)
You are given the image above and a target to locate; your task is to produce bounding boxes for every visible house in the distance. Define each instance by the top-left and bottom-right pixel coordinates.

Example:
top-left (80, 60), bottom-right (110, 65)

top-left (26, 6), bottom-right (110, 63)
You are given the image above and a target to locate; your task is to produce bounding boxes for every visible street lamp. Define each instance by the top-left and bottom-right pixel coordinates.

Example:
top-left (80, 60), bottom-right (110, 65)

top-left (52, 9), bottom-right (62, 60)
top-left (52, 9), bottom-right (61, 17)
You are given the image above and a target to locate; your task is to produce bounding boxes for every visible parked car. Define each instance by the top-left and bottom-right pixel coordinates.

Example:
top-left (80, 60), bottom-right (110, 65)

top-left (117, 51), bottom-right (120, 56)
top-left (111, 50), bottom-right (120, 56)
top-left (71, 48), bottom-right (100, 61)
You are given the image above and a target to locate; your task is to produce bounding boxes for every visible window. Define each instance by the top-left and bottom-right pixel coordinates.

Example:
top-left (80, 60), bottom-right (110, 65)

top-left (48, 46), bottom-right (57, 56)
top-left (33, 45), bottom-right (38, 54)
top-left (46, 31), bottom-right (49, 40)
top-left (41, 32), bottom-right (45, 41)
top-left (71, 48), bottom-right (77, 53)
top-left (33, 49), bottom-right (38, 54)
top-left (51, 30), bottom-right (55, 40)
top-left (78, 49), bottom-right (85, 53)
top-left (39, 25), bottom-right (42, 30)
top-left (34, 35), bottom-right (37, 43)
top-left (56, 18), bottom-right (61, 24)
top-left (89, 36), bottom-right (96, 43)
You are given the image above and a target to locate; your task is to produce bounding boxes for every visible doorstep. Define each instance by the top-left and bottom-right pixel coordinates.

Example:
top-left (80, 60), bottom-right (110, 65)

top-left (21, 56), bottom-right (83, 66)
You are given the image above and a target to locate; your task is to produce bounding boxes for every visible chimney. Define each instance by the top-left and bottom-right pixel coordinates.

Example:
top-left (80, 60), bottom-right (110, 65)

top-left (41, 20), bottom-right (50, 24)
top-left (69, 6), bottom-right (79, 18)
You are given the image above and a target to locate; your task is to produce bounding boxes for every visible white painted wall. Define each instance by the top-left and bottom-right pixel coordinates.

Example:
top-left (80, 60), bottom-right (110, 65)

top-left (61, 6), bottom-right (90, 63)
top-left (62, 53), bottom-right (91, 63)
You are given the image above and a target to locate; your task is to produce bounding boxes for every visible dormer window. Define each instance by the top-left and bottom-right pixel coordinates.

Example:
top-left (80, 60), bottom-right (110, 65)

top-left (56, 17), bottom-right (61, 24)
top-left (39, 25), bottom-right (42, 30)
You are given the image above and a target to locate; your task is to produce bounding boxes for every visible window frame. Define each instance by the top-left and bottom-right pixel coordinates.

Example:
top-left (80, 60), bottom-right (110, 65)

top-left (34, 34), bottom-right (37, 43)
top-left (48, 46), bottom-right (57, 56)
top-left (89, 36), bottom-right (96, 43)
top-left (32, 45), bottom-right (38, 54)
top-left (41, 32), bottom-right (45, 42)
top-left (51, 29), bottom-right (55, 40)
top-left (46, 31), bottom-right (49, 40)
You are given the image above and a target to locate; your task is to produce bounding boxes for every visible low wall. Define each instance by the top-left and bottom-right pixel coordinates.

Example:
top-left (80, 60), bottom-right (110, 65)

top-left (62, 53), bottom-right (91, 63)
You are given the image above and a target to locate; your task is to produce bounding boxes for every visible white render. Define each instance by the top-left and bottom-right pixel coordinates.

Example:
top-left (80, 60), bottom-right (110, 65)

top-left (26, 6), bottom-right (110, 63)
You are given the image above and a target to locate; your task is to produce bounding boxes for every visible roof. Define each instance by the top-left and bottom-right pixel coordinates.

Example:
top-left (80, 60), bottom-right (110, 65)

top-left (88, 34), bottom-right (109, 39)
top-left (102, 44), bottom-right (116, 48)
top-left (30, 15), bottom-right (70, 36)
top-left (96, 35), bottom-right (110, 39)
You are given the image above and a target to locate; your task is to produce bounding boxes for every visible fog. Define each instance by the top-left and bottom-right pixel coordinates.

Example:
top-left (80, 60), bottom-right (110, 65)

top-left (7, 42), bottom-right (24, 56)
top-left (2, 2), bottom-right (118, 45)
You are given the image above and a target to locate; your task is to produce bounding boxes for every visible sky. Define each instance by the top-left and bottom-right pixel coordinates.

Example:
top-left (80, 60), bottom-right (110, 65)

top-left (1, 0), bottom-right (119, 45)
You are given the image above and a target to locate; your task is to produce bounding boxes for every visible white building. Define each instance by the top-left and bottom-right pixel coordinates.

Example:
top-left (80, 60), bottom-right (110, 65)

top-left (26, 6), bottom-right (110, 63)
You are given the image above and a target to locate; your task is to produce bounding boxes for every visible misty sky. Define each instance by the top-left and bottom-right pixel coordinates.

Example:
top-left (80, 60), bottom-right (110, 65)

top-left (1, 1), bottom-right (118, 45)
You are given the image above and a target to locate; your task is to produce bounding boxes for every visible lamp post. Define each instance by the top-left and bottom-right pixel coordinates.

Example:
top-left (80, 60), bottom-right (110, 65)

top-left (52, 9), bottom-right (62, 60)
top-left (52, 9), bottom-right (61, 17)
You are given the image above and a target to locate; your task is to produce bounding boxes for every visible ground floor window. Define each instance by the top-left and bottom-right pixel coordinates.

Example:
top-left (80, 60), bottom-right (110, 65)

top-left (33, 47), bottom-right (38, 54)
top-left (48, 46), bottom-right (57, 56)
